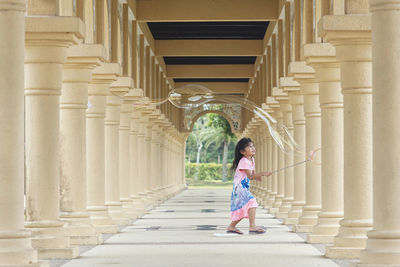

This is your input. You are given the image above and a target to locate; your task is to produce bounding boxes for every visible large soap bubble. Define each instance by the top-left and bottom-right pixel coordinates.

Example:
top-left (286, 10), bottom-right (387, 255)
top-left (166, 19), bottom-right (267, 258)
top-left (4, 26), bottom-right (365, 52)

top-left (149, 84), bottom-right (298, 153)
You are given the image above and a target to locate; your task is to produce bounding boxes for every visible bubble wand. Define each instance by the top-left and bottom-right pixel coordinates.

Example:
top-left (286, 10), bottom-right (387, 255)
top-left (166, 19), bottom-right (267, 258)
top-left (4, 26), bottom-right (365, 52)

top-left (269, 148), bottom-right (320, 175)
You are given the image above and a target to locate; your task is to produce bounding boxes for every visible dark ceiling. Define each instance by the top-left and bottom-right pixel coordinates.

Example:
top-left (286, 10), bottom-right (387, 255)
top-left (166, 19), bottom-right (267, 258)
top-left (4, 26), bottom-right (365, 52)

top-left (148, 22), bottom-right (269, 40)
top-left (173, 78), bottom-right (249, 83)
top-left (164, 56), bottom-right (256, 65)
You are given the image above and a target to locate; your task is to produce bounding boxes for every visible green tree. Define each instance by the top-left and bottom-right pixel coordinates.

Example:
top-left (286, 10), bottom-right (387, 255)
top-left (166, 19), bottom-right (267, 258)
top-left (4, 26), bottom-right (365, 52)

top-left (202, 114), bottom-right (236, 181)
top-left (189, 115), bottom-right (209, 180)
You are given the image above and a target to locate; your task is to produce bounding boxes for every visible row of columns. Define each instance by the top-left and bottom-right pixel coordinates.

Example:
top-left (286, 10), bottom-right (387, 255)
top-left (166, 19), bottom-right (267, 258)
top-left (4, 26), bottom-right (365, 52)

top-left (0, 6), bottom-right (186, 266)
top-left (248, 1), bottom-right (400, 265)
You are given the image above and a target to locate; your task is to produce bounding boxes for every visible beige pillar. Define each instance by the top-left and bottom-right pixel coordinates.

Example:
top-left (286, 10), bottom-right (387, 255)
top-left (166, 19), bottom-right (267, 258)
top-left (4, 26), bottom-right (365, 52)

top-left (129, 108), bottom-right (148, 214)
top-left (25, 16), bottom-right (83, 259)
top-left (0, 2), bottom-right (43, 265)
top-left (321, 14), bottom-right (372, 259)
top-left (150, 122), bottom-right (162, 199)
top-left (105, 77), bottom-right (130, 226)
top-left (60, 44), bottom-right (105, 246)
top-left (358, 1), bottom-right (400, 264)
top-left (275, 89), bottom-right (294, 219)
top-left (137, 114), bottom-right (148, 200)
top-left (123, 89), bottom-right (148, 215)
top-left (158, 126), bottom-right (166, 199)
top-left (289, 61), bottom-right (322, 233)
top-left (305, 43), bottom-right (344, 244)
top-left (86, 63), bottom-right (119, 234)
top-left (281, 77), bottom-right (306, 226)
top-left (118, 102), bottom-right (137, 217)
top-left (266, 98), bottom-right (279, 207)
top-left (144, 112), bottom-right (158, 202)
top-left (269, 108), bottom-right (284, 214)
top-left (266, 135), bottom-right (273, 204)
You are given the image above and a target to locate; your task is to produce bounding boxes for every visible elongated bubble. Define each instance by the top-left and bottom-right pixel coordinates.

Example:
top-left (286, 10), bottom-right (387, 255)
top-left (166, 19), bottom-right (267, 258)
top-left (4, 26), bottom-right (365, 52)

top-left (148, 84), bottom-right (298, 152)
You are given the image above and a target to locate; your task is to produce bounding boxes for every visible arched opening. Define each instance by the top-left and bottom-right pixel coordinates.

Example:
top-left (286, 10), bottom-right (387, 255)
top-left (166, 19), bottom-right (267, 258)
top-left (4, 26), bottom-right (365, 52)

top-left (185, 112), bottom-right (237, 187)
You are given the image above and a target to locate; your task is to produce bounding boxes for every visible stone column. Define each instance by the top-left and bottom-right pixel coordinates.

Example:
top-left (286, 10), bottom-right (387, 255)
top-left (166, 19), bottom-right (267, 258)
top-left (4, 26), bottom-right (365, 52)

top-left (276, 89), bottom-right (294, 219)
top-left (118, 101), bottom-right (137, 218)
top-left (305, 43), bottom-right (344, 244)
top-left (86, 63), bottom-right (119, 234)
top-left (104, 77), bottom-right (130, 226)
top-left (266, 98), bottom-right (279, 207)
top-left (321, 14), bottom-right (373, 258)
top-left (266, 135), bottom-right (273, 204)
top-left (358, 1), bottom-right (400, 264)
top-left (143, 110), bottom-right (158, 203)
top-left (290, 61), bottom-right (322, 233)
top-left (25, 16), bottom-right (83, 259)
top-left (0, 2), bottom-right (43, 265)
top-left (150, 122), bottom-right (162, 200)
top-left (60, 44), bottom-right (105, 246)
top-left (128, 108), bottom-right (147, 215)
top-left (281, 77), bottom-right (306, 225)
top-left (269, 108), bottom-right (284, 214)
top-left (137, 110), bottom-right (156, 207)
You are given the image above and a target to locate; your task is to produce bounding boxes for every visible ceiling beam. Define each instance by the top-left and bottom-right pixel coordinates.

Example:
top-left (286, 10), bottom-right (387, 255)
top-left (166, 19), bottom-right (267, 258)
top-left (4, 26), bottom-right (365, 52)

top-left (136, 0), bottom-right (279, 21)
top-left (155, 40), bottom-right (263, 56)
top-left (174, 82), bottom-right (247, 94)
top-left (167, 65), bottom-right (254, 78)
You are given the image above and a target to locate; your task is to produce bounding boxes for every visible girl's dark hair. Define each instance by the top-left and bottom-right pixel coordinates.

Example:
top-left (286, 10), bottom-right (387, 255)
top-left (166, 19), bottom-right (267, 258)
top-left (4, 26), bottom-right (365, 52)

top-left (231, 137), bottom-right (253, 171)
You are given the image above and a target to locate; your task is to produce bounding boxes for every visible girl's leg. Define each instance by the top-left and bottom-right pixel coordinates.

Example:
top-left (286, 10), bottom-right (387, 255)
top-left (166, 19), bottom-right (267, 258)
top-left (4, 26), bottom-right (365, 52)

top-left (248, 207), bottom-right (256, 228)
top-left (228, 218), bottom-right (243, 230)
top-left (248, 207), bottom-right (264, 232)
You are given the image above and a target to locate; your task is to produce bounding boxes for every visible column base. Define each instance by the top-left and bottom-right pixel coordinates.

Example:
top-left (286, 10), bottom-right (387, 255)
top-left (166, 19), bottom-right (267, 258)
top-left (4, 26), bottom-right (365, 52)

top-left (36, 247), bottom-right (79, 260)
top-left (358, 231), bottom-right (400, 266)
top-left (307, 212), bottom-right (342, 244)
top-left (293, 224), bottom-right (314, 233)
top-left (284, 217), bottom-right (299, 225)
top-left (293, 206), bottom-right (320, 233)
top-left (0, 229), bottom-right (46, 266)
top-left (25, 221), bottom-right (79, 260)
top-left (307, 234), bottom-right (335, 244)
top-left (325, 225), bottom-right (371, 259)
top-left (61, 212), bottom-right (103, 246)
top-left (106, 202), bottom-right (130, 226)
top-left (0, 262), bottom-right (49, 267)
top-left (87, 206), bottom-right (119, 234)
top-left (284, 203), bottom-right (304, 225)
top-left (325, 245), bottom-right (363, 259)
top-left (120, 199), bottom-right (140, 220)
top-left (277, 199), bottom-right (293, 219)
top-left (266, 192), bottom-right (277, 207)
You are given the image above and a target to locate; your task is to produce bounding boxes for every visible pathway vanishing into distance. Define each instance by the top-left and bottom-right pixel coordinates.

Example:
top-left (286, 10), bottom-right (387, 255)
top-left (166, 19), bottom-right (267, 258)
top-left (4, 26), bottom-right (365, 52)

top-left (59, 188), bottom-right (340, 267)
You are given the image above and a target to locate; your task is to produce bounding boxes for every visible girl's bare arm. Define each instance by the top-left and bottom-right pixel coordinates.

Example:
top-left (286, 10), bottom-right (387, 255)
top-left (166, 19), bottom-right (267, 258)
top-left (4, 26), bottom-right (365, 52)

top-left (244, 169), bottom-right (272, 181)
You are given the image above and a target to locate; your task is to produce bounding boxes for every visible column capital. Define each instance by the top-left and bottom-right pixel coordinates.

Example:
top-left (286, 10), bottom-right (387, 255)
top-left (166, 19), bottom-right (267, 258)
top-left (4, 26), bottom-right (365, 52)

top-left (272, 87), bottom-right (288, 103)
top-left (0, 0), bottom-right (25, 11)
top-left (319, 15), bottom-right (371, 46)
top-left (66, 44), bottom-right (106, 67)
top-left (110, 76), bottom-right (133, 97)
top-left (304, 43), bottom-right (338, 67)
top-left (25, 16), bottom-right (85, 48)
top-left (89, 63), bottom-right (120, 96)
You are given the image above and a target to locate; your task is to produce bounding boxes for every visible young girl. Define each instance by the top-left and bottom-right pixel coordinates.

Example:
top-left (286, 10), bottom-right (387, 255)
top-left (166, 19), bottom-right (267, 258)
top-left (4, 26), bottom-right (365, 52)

top-left (227, 137), bottom-right (272, 234)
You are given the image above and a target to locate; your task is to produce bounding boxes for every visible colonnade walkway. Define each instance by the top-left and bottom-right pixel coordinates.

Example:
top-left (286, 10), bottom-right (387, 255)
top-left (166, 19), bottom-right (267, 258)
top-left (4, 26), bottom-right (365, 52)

top-left (58, 188), bottom-right (341, 267)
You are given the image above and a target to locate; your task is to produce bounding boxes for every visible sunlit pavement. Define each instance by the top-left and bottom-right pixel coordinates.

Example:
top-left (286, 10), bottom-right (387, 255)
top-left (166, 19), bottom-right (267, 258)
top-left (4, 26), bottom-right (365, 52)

top-left (59, 188), bottom-right (339, 267)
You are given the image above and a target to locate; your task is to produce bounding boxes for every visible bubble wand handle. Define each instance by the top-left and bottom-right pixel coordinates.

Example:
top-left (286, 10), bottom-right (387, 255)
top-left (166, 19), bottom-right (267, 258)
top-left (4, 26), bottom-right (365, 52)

top-left (269, 148), bottom-right (320, 174)
top-left (270, 159), bottom-right (310, 174)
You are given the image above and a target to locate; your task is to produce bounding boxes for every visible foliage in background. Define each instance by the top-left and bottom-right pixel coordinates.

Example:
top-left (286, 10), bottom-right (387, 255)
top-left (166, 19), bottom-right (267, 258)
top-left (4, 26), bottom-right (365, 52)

top-left (185, 112), bottom-right (237, 182)
top-left (185, 163), bottom-right (233, 181)
top-left (185, 113), bottom-right (236, 164)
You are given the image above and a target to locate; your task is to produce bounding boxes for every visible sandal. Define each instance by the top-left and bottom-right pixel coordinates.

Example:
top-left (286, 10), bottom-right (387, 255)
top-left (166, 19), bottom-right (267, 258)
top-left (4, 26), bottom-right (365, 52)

top-left (249, 227), bottom-right (266, 234)
top-left (226, 228), bottom-right (243, 235)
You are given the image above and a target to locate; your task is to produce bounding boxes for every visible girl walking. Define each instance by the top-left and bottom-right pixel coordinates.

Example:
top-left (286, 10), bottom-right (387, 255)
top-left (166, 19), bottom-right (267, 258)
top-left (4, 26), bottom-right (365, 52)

top-left (227, 137), bottom-right (271, 234)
